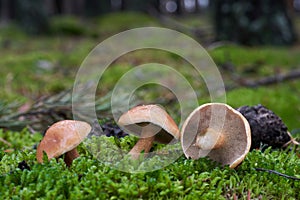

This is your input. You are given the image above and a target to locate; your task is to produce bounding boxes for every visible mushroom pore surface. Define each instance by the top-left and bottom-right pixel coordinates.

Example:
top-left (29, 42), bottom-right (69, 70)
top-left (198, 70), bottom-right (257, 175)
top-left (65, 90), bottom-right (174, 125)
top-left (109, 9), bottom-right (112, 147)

top-left (181, 103), bottom-right (251, 168)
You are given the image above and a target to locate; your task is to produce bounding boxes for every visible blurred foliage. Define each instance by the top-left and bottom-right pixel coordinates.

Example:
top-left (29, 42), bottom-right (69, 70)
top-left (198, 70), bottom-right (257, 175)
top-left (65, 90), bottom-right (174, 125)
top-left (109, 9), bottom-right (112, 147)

top-left (0, 14), bottom-right (300, 130)
top-left (49, 16), bottom-right (87, 36)
top-left (0, 128), bottom-right (41, 150)
top-left (48, 12), bottom-right (158, 37)
top-left (210, 45), bottom-right (300, 68)
top-left (94, 11), bottom-right (159, 35)
top-left (213, 0), bottom-right (297, 45)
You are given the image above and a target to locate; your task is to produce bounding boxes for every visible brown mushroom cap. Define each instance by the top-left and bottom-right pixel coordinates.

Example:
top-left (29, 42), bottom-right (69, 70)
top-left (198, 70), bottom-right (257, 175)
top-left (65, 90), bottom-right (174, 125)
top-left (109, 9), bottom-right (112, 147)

top-left (181, 103), bottom-right (251, 168)
top-left (118, 104), bottom-right (180, 143)
top-left (36, 120), bottom-right (91, 163)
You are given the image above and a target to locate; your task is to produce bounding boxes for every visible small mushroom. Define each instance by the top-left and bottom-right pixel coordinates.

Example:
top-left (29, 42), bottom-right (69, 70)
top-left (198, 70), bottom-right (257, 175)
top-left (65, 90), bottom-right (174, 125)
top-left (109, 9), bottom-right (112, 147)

top-left (118, 104), bottom-right (180, 159)
top-left (36, 120), bottom-right (91, 166)
top-left (181, 103), bottom-right (251, 168)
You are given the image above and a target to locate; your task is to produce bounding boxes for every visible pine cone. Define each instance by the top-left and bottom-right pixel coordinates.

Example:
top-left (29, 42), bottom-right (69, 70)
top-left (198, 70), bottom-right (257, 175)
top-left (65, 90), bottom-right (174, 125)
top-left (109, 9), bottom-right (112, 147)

top-left (237, 104), bottom-right (291, 150)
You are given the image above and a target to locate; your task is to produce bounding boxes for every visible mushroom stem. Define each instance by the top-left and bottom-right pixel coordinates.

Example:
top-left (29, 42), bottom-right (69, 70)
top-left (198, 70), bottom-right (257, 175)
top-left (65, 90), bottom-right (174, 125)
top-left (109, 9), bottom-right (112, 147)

top-left (64, 148), bottom-right (80, 167)
top-left (129, 134), bottom-right (155, 160)
top-left (195, 128), bottom-right (224, 150)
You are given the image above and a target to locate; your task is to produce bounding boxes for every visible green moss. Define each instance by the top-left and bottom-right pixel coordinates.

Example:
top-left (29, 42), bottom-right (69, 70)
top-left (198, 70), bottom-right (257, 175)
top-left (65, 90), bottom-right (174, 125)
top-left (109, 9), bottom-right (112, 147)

top-left (210, 45), bottom-right (300, 69)
top-left (0, 128), bottom-right (42, 150)
top-left (0, 129), bottom-right (299, 199)
top-left (0, 24), bottom-right (28, 40)
top-left (0, 36), bottom-right (94, 101)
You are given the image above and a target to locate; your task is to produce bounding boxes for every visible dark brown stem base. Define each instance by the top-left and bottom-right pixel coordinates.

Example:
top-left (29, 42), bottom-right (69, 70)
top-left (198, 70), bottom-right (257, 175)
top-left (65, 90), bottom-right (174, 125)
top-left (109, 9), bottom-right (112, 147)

top-left (64, 148), bottom-right (80, 167)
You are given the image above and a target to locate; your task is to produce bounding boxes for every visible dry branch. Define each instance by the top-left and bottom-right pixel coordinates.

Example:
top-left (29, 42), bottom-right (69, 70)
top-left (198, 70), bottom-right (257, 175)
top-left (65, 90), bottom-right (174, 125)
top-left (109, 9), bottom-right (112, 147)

top-left (236, 68), bottom-right (300, 88)
top-left (0, 137), bottom-right (12, 146)
top-left (0, 87), bottom-right (112, 132)
top-left (255, 167), bottom-right (300, 180)
top-left (222, 61), bottom-right (300, 90)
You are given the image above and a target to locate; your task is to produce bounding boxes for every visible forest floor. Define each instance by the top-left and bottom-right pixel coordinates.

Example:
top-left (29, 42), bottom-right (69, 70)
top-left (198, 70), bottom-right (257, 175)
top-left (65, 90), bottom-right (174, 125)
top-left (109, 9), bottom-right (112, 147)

top-left (0, 12), bottom-right (299, 199)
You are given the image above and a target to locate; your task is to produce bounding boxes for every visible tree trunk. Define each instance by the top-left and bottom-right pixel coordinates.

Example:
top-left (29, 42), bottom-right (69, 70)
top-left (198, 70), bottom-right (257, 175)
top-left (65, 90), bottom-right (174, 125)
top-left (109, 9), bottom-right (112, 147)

top-left (0, 0), bottom-right (10, 24)
top-left (213, 0), bottom-right (297, 45)
top-left (85, 0), bottom-right (111, 17)
top-left (44, 0), bottom-right (55, 16)
top-left (15, 0), bottom-right (49, 34)
top-left (62, 0), bottom-right (73, 15)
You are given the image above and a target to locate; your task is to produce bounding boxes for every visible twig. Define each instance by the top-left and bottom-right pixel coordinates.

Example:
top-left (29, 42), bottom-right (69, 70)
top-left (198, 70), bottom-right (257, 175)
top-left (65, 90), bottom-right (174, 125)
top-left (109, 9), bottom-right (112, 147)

top-left (0, 137), bottom-right (12, 146)
top-left (224, 63), bottom-right (300, 90)
top-left (238, 69), bottom-right (300, 88)
top-left (282, 131), bottom-right (300, 147)
top-left (247, 189), bottom-right (251, 200)
top-left (255, 168), bottom-right (300, 180)
top-left (233, 193), bottom-right (237, 200)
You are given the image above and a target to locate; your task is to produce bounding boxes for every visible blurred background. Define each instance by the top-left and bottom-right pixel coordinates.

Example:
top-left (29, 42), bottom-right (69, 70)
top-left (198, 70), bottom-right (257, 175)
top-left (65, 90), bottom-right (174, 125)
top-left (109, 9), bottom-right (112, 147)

top-left (0, 0), bottom-right (300, 133)
top-left (1, 0), bottom-right (299, 45)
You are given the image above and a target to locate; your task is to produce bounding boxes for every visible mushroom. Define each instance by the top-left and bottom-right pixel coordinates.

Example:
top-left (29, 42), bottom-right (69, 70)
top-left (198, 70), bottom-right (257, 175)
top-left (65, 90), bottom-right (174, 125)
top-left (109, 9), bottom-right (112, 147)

top-left (36, 120), bottom-right (91, 166)
top-left (118, 104), bottom-right (180, 159)
top-left (181, 103), bottom-right (251, 168)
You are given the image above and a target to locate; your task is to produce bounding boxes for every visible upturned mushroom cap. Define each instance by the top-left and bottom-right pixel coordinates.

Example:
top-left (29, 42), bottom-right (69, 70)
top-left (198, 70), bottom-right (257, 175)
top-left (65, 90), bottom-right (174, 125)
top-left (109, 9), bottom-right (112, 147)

top-left (36, 120), bottom-right (91, 163)
top-left (181, 103), bottom-right (251, 168)
top-left (118, 105), bottom-right (179, 144)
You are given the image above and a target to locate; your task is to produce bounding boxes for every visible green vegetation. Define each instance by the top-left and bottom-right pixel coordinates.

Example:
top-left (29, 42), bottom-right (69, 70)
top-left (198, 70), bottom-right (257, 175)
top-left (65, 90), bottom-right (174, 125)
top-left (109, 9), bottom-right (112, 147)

top-left (0, 129), bottom-right (299, 199)
top-left (210, 45), bottom-right (300, 73)
top-left (0, 12), bottom-right (300, 199)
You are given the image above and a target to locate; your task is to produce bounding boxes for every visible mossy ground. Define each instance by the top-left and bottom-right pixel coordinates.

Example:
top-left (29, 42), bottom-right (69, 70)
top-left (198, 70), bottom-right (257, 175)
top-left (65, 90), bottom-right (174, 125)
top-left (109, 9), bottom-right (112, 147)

top-left (0, 12), bottom-right (300, 199)
top-left (0, 129), bottom-right (299, 199)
